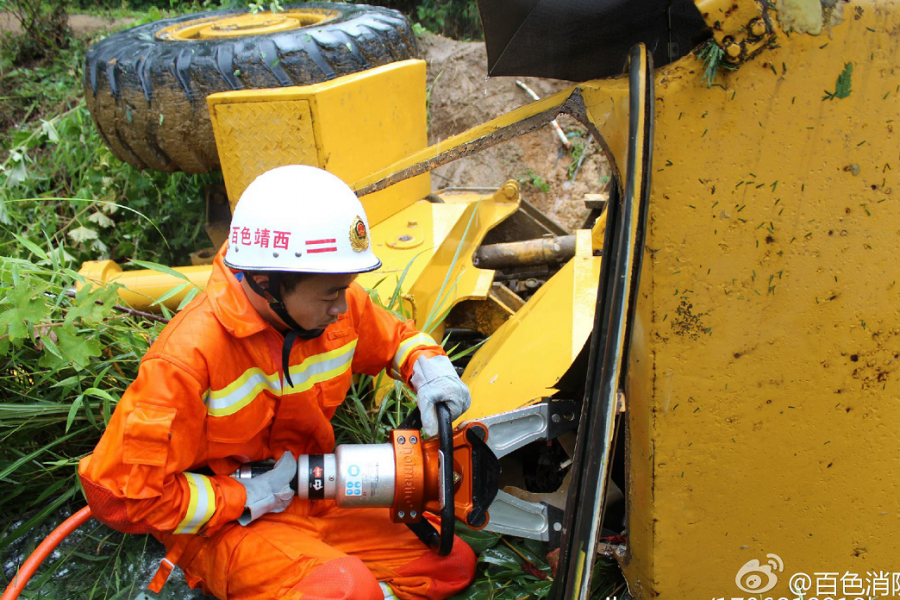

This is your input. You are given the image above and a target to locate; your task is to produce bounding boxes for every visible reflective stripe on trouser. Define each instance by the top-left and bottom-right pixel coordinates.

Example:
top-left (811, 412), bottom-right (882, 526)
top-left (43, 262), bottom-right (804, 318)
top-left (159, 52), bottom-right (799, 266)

top-left (172, 500), bottom-right (476, 600)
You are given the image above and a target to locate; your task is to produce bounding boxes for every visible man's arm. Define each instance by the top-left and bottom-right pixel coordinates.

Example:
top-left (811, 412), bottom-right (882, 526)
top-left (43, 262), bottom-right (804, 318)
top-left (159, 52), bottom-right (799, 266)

top-left (349, 284), bottom-right (471, 435)
top-left (78, 356), bottom-right (246, 535)
top-left (349, 284), bottom-right (444, 383)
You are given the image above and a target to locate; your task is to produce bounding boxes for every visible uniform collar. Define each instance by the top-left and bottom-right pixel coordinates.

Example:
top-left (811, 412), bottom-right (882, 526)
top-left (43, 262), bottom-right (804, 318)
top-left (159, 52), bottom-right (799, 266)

top-left (206, 243), bottom-right (272, 339)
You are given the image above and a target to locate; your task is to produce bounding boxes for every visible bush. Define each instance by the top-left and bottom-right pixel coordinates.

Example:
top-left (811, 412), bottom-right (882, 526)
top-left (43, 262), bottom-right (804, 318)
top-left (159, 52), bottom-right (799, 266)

top-left (1, 0), bottom-right (71, 64)
top-left (0, 101), bottom-right (217, 267)
top-left (378, 0), bottom-right (482, 40)
top-left (0, 253), bottom-right (165, 553)
top-left (376, 0), bottom-right (483, 40)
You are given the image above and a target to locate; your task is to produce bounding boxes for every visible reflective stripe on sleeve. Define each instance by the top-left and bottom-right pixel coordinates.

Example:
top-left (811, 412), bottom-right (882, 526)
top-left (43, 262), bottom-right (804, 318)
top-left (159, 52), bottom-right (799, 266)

top-left (206, 339), bottom-right (358, 417)
top-left (174, 472), bottom-right (216, 535)
top-left (391, 333), bottom-right (438, 379)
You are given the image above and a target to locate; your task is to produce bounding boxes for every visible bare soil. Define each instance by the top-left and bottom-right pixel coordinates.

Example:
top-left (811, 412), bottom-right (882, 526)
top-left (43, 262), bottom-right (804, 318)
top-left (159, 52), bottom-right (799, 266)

top-left (421, 32), bottom-right (609, 232)
top-left (0, 13), bottom-right (135, 36)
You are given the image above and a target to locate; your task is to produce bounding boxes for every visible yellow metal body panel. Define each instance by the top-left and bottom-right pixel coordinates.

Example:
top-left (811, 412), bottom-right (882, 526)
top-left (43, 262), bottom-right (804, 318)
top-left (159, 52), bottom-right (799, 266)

top-left (622, 1), bottom-right (900, 597)
top-left (207, 60), bottom-right (431, 226)
top-left (77, 5), bottom-right (900, 593)
top-left (357, 190), bottom-right (519, 334)
top-left (695, 0), bottom-right (771, 60)
top-left (460, 230), bottom-right (601, 420)
top-left (211, 99), bottom-right (319, 198)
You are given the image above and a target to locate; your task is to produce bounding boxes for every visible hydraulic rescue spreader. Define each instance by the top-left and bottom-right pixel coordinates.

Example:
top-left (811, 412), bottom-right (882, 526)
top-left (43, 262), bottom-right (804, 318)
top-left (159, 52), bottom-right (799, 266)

top-left (231, 400), bottom-right (579, 555)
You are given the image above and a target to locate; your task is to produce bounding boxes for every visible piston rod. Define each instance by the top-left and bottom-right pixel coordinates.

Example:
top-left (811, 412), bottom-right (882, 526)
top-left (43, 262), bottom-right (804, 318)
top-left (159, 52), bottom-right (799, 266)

top-left (473, 235), bottom-right (576, 270)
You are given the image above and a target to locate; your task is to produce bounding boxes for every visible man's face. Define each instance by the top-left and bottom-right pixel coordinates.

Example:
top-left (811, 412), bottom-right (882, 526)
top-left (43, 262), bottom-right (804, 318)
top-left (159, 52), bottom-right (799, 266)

top-left (281, 273), bottom-right (356, 331)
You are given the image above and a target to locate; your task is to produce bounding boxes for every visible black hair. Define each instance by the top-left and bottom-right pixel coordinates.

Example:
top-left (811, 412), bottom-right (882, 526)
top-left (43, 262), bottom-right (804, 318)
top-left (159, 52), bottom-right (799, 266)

top-left (244, 271), bottom-right (311, 295)
top-left (279, 272), bottom-right (312, 294)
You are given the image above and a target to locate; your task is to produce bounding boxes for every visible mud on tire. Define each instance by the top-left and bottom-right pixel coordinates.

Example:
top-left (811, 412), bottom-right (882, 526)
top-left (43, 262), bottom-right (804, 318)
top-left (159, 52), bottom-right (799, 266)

top-left (84, 3), bottom-right (418, 174)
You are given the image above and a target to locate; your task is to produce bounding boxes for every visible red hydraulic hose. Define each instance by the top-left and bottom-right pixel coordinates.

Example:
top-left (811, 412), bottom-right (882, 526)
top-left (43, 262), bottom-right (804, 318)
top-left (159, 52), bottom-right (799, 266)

top-left (1, 506), bottom-right (92, 600)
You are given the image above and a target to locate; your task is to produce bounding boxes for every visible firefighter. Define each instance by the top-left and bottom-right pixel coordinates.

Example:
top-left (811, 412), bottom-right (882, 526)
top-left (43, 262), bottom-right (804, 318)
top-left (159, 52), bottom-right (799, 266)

top-left (78, 165), bottom-right (476, 600)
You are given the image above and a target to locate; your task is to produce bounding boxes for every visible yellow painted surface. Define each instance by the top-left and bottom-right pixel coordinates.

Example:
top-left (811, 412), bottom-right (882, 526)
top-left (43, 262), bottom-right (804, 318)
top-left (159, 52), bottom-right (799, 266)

top-left (358, 190), bottom-right (520, 332)
top-left (590, 201), bottom-right (608, 252)
top-left (460, 230), bottom-right (602, 420)
top-left (155, 9), bottom-right (339, 41)
top-left (211, 98), bottom-right (318, 201)
top-left (77, 260), bottom-right (211, 310)
top-left (76, 6), bottom-right (900, 593)
top-left (622, 1), bottom-right (900, 597)
top-left (695, 0), bottom-right (766, 44)
top-left (207, 60), bottom-right (430, 227)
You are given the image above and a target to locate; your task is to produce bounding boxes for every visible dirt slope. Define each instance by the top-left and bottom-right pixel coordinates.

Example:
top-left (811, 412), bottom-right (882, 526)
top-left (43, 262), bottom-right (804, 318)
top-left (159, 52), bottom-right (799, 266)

top-left (421, 33), bottom-right (609, 231)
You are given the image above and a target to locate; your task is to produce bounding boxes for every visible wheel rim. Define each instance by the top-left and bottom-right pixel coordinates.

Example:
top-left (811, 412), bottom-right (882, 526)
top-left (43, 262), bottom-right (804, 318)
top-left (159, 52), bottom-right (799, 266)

top-left (156, 9), bottom-right (341, 41)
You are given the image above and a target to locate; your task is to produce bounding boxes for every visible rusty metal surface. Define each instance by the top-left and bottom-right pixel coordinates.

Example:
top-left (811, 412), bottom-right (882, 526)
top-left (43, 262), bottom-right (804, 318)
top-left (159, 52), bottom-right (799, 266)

top-left (473, 235), bottom-right (577, 270)
top-left (355, 90), bottom-right (590, 197)
top-left (444, 283), bottom-right (527, 338)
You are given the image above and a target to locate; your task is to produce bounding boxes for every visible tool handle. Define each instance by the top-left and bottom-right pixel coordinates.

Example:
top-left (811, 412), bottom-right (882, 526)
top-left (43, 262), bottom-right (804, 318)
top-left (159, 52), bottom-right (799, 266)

top-left (437, 403), bottom-right (455, 556)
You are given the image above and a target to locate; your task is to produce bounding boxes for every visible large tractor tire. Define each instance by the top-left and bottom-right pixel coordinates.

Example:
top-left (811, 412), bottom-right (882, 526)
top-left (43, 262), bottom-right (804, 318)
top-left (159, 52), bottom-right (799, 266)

top-left (84, 3), bottom-right (417, 174)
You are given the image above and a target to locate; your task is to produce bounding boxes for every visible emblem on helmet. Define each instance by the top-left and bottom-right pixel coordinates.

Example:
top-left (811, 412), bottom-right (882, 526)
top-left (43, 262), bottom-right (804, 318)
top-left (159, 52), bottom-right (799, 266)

top-left (349, 216), bottom-right (369, 252)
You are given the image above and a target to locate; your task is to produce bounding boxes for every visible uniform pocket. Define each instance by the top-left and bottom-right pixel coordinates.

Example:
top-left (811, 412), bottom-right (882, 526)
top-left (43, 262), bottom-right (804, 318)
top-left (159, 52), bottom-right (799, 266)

top-left (318, 368), bottom-right (353, 409)
top-left (123, 402), bottom-right (177, 467)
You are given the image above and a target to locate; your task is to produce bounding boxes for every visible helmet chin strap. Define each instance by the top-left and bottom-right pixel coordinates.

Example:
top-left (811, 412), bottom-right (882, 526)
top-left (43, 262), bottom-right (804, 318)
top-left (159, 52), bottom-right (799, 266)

top-left (244, 272), bottom-right (324, 388)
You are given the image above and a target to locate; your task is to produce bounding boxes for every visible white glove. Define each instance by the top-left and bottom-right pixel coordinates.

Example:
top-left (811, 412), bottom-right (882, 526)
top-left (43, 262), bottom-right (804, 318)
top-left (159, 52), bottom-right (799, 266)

top-left (410, 355), bottom-right (471, 438)
top-left (235, 451), bottom-right (296, 525)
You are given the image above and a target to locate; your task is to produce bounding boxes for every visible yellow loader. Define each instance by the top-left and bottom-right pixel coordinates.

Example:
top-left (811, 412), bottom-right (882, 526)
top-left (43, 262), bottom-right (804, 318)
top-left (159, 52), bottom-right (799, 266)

top-left (74, 0), bottom-right (900, 597)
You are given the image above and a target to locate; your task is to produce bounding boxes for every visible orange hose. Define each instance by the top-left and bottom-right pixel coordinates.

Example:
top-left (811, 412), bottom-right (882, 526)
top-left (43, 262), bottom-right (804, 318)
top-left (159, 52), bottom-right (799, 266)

top-left (1, 506), bottom-right (92, 600)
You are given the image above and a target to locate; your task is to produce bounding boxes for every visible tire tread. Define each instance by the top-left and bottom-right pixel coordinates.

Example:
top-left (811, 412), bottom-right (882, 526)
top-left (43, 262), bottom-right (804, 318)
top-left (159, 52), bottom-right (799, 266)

top-left (84, 3), bottom-right (417, 174)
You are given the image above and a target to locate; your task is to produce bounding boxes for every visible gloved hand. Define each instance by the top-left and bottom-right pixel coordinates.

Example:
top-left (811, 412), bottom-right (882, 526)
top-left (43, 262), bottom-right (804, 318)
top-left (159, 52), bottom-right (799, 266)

top-left (235, 451), bottom-right (296, 525)
top-left (410, 354), bottom-right (471, 438)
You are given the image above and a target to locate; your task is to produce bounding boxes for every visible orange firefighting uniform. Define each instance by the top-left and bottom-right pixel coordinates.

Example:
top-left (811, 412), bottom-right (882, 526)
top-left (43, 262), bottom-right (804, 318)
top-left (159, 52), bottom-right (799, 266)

top-left (78, 246), bottom-right (476, 599)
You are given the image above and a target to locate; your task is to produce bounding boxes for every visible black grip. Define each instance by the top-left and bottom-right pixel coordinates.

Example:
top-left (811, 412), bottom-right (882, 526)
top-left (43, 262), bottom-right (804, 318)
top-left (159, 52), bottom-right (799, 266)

top-left (437, 403), bottom-right (455, 556)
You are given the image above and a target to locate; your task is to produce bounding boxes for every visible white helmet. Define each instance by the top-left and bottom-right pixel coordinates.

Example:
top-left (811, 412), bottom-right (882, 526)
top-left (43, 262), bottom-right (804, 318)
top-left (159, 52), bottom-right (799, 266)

top-left (223, 165), bottom-right (381, 274)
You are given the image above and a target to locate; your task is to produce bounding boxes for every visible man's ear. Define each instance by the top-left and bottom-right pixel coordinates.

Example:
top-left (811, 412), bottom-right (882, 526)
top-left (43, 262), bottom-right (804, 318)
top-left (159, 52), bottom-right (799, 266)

top-left (251, 273), bottom-right (270, 290)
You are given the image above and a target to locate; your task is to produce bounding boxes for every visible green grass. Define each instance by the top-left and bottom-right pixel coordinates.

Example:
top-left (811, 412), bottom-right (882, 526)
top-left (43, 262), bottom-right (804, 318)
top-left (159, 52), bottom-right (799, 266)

top-left (518, 169), bottom-right (551, 193)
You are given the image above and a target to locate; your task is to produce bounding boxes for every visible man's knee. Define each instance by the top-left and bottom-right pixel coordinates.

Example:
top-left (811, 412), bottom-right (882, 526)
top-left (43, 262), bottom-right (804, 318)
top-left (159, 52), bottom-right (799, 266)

top-left (437, 538), bottom-right (477, 590)
top-left (393, 537), bottom-right (477, 599)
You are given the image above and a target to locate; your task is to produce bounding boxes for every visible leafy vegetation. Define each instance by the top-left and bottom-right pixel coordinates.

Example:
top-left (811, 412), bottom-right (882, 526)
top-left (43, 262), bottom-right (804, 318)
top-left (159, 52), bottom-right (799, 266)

top-left (697, 40), bottom-right (735, 89)
top-left (0, 251), bottom-right (163, 555)
top-left (0, 19), bottom-right (215, 268)
top-left (0, 103), bottom-right (217, 267)
top-left (519, 168), bottom-right (551, 193)
top-left (0, 0), bottom-right (70, 64)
